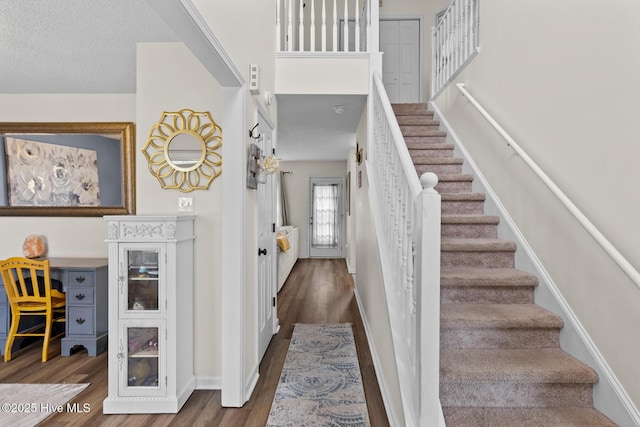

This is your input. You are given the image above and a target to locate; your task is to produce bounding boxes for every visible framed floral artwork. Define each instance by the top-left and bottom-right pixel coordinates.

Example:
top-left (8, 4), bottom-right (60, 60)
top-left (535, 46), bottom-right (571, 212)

top-left (5, 137), bottom-right (101, 207)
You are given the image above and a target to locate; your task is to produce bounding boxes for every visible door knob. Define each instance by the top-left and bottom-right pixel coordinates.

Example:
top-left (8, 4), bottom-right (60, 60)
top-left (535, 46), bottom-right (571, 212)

top-left (258, 248), bottom-right (268, 256)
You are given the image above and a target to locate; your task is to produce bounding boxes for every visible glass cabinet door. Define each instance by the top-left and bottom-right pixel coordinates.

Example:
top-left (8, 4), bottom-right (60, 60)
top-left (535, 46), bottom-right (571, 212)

top-left (119, 322), bottom-right (165, 397)
top-left (122, 247), bottom-right (162, 314)
top-left (127, 327), bottom-right (159, 387)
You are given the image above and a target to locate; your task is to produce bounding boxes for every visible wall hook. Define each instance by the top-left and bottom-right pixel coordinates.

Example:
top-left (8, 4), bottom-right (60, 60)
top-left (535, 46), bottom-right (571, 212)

top-left (249, 123), bottom-right (261, 140)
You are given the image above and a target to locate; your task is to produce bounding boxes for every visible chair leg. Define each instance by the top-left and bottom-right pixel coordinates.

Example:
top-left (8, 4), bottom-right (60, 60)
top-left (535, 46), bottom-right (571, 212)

top-left (4, 313), bottom-right (19, 363)
top-left (42, 312), bottom-right (53, 363)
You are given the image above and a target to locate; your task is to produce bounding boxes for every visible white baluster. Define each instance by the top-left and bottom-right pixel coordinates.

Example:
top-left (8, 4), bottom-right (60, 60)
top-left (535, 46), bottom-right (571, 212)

top-left (287, 0), bottom-right (293, 51)
top-left (464, 0), bottom-right (470, 59)
top-left (355, 0), bottom-right (360, 51)
top-left (276, 0), bottom-right (281, 52)
top-left (321, 0), bottom-right (327, 51)
top-left (310, 0), bottom-right (316, 52)
top-left (299, 0), bottom-right (305, 51)
top-left (343, 0), bottom-right (349, 52)
top-left (332, 0), bottom-right (337, 52)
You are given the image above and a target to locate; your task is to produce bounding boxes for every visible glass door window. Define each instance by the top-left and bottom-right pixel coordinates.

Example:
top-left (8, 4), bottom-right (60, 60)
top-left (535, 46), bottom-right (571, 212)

top-left (124, 248), bottom-right (160, 313)
top-left (119, 321), bottom-right (165, 397)
top-left (309, 177), bottom-right (343, 258)
top-left (127, 327), bottom-right (159, 388)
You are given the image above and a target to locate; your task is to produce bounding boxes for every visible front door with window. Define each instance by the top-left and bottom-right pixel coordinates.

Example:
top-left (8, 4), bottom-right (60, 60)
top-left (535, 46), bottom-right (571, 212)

top-left (309, 177), bottom-right (343, 258)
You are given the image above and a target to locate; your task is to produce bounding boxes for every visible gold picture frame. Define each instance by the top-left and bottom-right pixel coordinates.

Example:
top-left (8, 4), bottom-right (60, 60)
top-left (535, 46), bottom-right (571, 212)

top-left (0, 122), bottom-right (136, 216)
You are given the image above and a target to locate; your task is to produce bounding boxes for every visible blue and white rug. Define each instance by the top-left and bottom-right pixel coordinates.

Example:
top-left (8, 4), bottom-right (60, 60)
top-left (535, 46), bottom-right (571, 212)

top-left (267, 323), bottom-right (371, 426)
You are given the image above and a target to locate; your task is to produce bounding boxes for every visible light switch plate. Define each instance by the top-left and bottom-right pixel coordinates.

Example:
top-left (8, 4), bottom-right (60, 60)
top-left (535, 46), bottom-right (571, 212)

top-left (178, 197), bottom-right (194, 212)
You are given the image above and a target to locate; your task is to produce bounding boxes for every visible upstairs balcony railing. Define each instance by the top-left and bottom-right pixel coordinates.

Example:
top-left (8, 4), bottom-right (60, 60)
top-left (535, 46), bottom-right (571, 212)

top-left (431, 0), bottom-right (479, 97)
top-left (276, 0), bottom-right (371, 53)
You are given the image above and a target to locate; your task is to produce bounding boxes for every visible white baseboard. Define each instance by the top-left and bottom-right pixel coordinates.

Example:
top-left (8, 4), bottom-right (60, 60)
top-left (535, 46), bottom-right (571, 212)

top-left (430, 100), bottom-right (640, 427)
top-left (195, 375), bottom-right (221, 390)
top-left (244, 365), bottom-right (260, 403)
top-left (346, 257), bottom-right (356, 274)
top-left (353, 285), bottom-right (401, 427)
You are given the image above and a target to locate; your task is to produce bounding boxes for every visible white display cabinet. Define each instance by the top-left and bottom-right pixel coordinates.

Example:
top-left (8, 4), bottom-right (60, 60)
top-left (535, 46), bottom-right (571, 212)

top-left (103, 215), bottom-right (195, 414)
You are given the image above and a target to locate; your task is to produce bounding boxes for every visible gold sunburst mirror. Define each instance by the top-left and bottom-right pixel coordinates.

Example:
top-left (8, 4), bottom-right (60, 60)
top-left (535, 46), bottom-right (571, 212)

top-left (142, 109), bottom-right (222, 192)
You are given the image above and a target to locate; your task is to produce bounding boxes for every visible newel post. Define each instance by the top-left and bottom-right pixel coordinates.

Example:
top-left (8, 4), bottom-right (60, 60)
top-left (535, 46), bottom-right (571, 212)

top-left (416, 172), bottom-right (443, 425)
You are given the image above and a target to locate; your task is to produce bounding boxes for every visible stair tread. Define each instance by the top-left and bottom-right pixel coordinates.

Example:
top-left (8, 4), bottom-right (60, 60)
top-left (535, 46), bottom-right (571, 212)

top-left (438, 174), bottom-right (474, 182)
top-left (442, 214), bottom-right (500, 224)
top-left (442, 406), bottom-right (618, 427)
top-left (408, 144), bottom-right (454, 152)
top-left (412, 157), bottom-right (463, 165)
top-left (441, 348), bottom-right (599, 383)
top-left (442, 192), bottom-right (486, 201)
top-left (441, 303), bottom-right (564, 329)
top-left (441, 267), bottom-right (539, 287)
top-left (401, 129), bottom-right (448, 137)
top-left (442, 238), bottom-right (517, 251)
top-left (391, 103), bottom-right (432, 116)
top-left (399, 121), bottom-right (440, 127)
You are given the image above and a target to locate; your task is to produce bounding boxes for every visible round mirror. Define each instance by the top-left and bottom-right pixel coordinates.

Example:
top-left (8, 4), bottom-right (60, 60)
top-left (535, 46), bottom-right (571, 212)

top-left (143, 109), bottom-right (223, 192)
top-left (165, 131), bottom-right (205, 172)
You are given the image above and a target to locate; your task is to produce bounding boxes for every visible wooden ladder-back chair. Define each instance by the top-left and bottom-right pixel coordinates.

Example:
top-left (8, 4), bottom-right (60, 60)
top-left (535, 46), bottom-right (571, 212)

top-left (0, 257), bottom-right (66, 362)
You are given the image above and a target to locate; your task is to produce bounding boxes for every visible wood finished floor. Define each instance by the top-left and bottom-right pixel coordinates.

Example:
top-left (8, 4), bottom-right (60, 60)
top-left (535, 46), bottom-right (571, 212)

top-left (0, 258), bottom-right (389, 426)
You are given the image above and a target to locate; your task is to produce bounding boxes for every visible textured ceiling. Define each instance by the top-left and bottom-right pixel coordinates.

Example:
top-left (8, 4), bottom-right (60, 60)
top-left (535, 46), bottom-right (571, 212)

top-left (276, 94), bottom-right (366, 161)
top-left (0, 0), bottom-right (179, 93)
top-left (0, 1), bottom-right (361, 162)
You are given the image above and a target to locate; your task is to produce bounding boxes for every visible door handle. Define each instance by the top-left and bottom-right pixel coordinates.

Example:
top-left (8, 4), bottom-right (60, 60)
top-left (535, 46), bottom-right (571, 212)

top-left (258, 248), bottom-right (268, 256)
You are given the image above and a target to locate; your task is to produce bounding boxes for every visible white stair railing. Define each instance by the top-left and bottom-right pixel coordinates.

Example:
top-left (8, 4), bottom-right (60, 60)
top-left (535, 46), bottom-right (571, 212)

top-left (457, 83), bottom-right (640, 289)
top-left (369, 72), bottom-right (443, 426)
top-left (431, 0), bottom-right (480, 97)
top-left (276, 0), bottom-right (370, 52)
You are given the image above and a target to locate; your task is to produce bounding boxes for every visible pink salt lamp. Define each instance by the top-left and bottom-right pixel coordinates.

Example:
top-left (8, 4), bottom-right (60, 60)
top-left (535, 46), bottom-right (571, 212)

top-left (23, 234), bottom-right (46, 259)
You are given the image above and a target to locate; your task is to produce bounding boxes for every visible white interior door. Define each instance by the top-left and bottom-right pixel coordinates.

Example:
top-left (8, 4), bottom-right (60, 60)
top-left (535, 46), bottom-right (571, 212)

top-left (380, 19), bottom-right (421, 103)
top-left (256, 115), bottom-right (276, 362)
top-left (309, 177), bottom-right (343, 258)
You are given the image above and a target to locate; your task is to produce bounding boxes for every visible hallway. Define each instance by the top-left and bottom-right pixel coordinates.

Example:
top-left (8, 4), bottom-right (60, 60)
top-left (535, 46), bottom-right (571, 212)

top-left (0, 258), bottom-right (389, 426)
top-left (249, 258), bottom-right (390, 426)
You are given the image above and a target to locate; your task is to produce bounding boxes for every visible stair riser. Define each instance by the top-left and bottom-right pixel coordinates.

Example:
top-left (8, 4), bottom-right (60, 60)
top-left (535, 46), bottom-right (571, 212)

top-left (440, 382), bottom-right (594, 408)
top-left (442, 251), bottom-right (515, 269)
top-left (441, 407), bottom-right (618, 427)
top-left (441, 286), bottom-right (535, 304)
top-left (409, 148), bottom-right (454, 158)
top-left (392, 104), bottom-right (432, 116)
top-left (405, 136), bottom-right (447, 145)
top-left (442, 200), bottom-right (485, 215)
top-left (442, 223), bottom-right (498, 239)
top-left (436, 180), bottom-right (473, 193)
top-left (416, 164), bottom-right (463, 175)
top-left (441, 328), bottom-right (560, 349)
top-left (401, 127), bottom-right (442, 137)
top-left (397, 117), bottom-right (440, 126)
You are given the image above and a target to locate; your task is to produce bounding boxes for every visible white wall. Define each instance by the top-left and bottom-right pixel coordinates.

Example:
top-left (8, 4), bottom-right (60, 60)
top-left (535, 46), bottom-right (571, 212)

top-left (353, 105), bottom-right (405, 426)
top-left (279, 161), bottom-right (348, 259)
top-left (0, 94), bottom-right (135, 258)
top-left (275, 56), bottom-right (370, 95)
top-left (193, 0), bottom-right (277, 121)
top-left (190, 1), bottom-right (280, 389)
top-left (137, 42), bottom-right (224, 383)
top-left (434, 0), bottom-right (640, 422)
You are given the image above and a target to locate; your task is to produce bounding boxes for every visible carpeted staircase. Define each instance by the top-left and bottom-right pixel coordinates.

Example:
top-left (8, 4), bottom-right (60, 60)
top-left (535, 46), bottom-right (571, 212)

top-left (392, 103), bottom-right (617, 426)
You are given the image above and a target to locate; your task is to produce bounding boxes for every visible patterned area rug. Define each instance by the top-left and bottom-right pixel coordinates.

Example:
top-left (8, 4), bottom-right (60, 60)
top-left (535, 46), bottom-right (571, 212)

top-left (0, 383), bottom-right (89, 427)
top-left (267, 323), bottom-right (371, 426)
